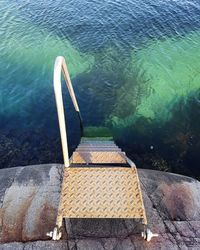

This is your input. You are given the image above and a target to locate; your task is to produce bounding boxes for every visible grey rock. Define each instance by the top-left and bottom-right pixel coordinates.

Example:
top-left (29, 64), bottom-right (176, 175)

top-left (76, 239), bottom-right (104, 250)
top-left (0, 241), bottom-right (69, 250)
top-left (0, 164), bottom-right (63, 242)
top-left (0, 164), bottom-right (199, 249)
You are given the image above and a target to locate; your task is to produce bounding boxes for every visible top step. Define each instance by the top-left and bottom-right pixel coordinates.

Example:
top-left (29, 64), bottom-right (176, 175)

top-left (81, 137), bottom-right (113, 142)
top-left (83, 127), bottom-right (112, 139)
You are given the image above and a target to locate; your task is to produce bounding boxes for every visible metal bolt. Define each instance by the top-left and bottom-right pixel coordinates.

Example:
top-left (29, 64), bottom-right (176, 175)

top-left (46, 231), bottom-right (53, 237)
top-left (142, 228), bottom-right (158, 242)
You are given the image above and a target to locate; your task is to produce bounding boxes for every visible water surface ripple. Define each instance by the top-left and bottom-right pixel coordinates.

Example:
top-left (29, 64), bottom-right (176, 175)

top-left (0, 0), bottom-right (200, 177)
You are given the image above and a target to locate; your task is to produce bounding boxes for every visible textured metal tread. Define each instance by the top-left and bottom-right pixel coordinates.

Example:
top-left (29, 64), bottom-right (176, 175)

top-left (79, 143), bottom-right (116, 147)
top-left (77, 145), bottom-right (120, 150)
top-left (81, 137), bottom-right (113, 142)
top-left (72, 151), bottom-right (126, 164)
top-left (80, 140), bottom-right (115, 143)
top-left (76, 148), bottom-right (122, 152)
top-left (77, 144), bottom-right (119, 146)
top-left (77, 148), bottom-right (120, 151)
top-left (70, 164), bottom-right (130, 168)
top-left (58, 167), bottom-right (146, 220)
top-left (78, 143), bottom-right (117, 146)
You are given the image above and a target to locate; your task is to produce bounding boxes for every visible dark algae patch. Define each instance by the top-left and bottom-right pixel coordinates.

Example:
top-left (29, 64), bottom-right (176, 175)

top-left (114, 93), bottom-right (200, 179)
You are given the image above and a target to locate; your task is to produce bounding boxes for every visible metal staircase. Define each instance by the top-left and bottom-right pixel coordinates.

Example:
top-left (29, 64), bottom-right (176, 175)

top-left (47, 56), bottom-right (158, 242)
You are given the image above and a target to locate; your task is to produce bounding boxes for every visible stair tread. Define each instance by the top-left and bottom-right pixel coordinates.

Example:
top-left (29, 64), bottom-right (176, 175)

top-left (72, 151), bottom-right (126, 164)
top-left (77, 145), bottom-right (120, 149)
top-left (78, 144), bottom-right (117, 146)
top-left (70, 164), bottom-right (130, 167)
top-left (58, 166), bottom-right (146, 219)
top-left (76, 149), bottom-right (121, 152)
top-left (80, 141), bottom-right (116, 144)
top-left (81, 137), bottom-right (113, 142)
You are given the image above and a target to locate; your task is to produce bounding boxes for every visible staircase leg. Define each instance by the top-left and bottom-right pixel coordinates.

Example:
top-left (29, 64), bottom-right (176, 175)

top-left (47, 215), bottom-right (63, 240)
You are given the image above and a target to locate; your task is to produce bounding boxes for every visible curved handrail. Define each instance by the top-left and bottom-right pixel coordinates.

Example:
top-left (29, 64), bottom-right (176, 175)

top-left (54, 56), bottom-right (83, 167)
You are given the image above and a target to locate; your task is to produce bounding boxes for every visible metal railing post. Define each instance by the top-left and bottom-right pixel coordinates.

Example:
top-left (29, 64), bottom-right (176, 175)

top-left (53, 56), bottom-right (83, 167)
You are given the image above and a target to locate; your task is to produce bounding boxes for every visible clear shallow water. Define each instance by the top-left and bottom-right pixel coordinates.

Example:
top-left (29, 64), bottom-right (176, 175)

top-left (0, 0), bottom-right (200, 177)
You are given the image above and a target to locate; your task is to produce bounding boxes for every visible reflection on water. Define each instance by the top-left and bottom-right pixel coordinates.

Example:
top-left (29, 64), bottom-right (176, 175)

top-left (0, 0), bottom-right (200, 178)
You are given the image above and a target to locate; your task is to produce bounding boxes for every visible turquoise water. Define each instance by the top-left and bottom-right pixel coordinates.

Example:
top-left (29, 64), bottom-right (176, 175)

top-left (0, 0), bottom-right (200, 177)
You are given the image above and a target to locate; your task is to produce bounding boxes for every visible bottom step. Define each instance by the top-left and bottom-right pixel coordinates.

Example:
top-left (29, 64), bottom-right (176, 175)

top-left (57, 167), bottom-right (147, 221)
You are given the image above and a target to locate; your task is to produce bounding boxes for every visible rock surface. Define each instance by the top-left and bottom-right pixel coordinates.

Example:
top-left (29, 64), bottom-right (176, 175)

top-left (0, 164), bottom-right (200, 249)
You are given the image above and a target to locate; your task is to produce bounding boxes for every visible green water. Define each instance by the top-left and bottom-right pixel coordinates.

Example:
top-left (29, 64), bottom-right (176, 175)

top-left (108, 31), bottom-right (200, 127)
top-left (0, 0), bottom-right (200, 178)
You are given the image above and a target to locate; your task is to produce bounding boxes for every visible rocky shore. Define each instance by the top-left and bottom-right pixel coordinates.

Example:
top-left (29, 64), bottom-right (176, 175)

top-left (0, 164), bottom-right (200, 249)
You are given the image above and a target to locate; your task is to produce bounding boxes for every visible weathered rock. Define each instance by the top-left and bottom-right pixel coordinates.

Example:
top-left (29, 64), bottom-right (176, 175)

top-left (0, 164), bottom-right (199, 249)
top-left (0, 164), bottom-right (64, 243)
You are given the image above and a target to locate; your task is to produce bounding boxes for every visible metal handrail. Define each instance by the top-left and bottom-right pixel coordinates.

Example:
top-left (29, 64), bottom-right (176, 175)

top-left (54, 56), bottom-right (83, 167)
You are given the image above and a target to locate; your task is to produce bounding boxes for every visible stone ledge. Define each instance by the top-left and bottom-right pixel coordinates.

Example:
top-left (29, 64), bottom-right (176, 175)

top-left (0, 164), bottom-right (199, 249)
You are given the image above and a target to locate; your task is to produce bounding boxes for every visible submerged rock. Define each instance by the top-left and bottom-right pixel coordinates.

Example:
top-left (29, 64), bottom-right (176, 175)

top-left (0, 164), bottom-right (199, 249)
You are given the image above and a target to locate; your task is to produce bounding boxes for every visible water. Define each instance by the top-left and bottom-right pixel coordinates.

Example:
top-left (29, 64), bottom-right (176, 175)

top-left (0, 0), bottom-right (200, 178)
